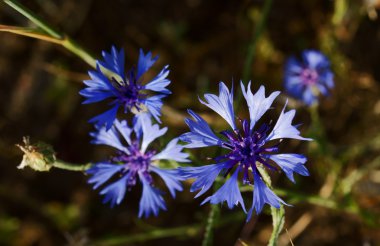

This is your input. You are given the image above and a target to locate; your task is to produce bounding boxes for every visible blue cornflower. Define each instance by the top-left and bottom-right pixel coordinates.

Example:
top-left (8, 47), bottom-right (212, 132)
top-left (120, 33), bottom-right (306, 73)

top-left (284, 50), bottom-right (334, 106)
top-left (80, 46), bottom-right (171, 129)
top-left (86, 115), bottom-right (189, 217)
top-left (180, 82), bottom-right (311, 221)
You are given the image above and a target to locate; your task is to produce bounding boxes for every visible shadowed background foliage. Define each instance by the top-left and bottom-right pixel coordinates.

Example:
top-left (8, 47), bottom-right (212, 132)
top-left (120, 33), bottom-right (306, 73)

top-left (0, 0), bottom-right (380, 245)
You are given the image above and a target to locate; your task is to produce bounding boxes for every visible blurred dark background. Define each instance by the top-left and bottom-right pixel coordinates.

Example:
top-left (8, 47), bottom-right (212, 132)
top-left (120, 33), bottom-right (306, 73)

top-left (0, 0), bottom-right (380, 245)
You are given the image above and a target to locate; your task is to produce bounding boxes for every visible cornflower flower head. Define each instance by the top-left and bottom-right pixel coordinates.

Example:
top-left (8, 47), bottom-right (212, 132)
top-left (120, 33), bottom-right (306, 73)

top-left (80, 46), bottom-right (171, 129)
top-left (86, 115), bottom-right (189, 218)
top-left (284, 50), bottom-right (334, 106)
top-left (180, 82), bottom-right (311, 221)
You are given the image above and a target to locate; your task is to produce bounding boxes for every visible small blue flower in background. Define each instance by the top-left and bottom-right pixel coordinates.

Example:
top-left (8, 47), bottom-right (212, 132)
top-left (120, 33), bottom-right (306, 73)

top-left (284, 50), bottom-right (334, 106)
top-left (180, 82), bottom-right (311, 221)
top-left (80, 46), bottom-right (171, 129)
top-left (86, 115), bottom-right (189, 217)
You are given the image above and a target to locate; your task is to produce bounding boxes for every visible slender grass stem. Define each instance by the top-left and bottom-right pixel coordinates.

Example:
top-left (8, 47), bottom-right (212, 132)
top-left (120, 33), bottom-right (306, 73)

top-left (3, 0), bottom-right (97, 68)
top-left (61, 37), bottom-right (97, 68)
top-left (202, 203), bottom-right (219, 246)
top-left (3, 0), bottom-right (61, 38)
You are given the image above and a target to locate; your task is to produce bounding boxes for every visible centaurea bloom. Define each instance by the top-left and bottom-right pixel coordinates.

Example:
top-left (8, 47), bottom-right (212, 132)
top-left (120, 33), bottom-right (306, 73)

top-left (86, 116), bottom-right (189, 217)
top-left (284, 50), bottom-right (334, 106)
top-left (80, 46), bottom-right (171, 129)
top-left (180, 82), bottom-right (311, 221)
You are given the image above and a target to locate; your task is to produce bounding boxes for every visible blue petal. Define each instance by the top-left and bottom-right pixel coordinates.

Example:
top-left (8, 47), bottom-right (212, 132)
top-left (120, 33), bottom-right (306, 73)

top-left (80, 88), bottom-right (114, 104)
top-left (140, 117), bottom-right (168, 153)
top-left (320, 71), bottom-right (334, 89)
top-left (284, 75), bottom-right (305, 101)
top-left (80, 65), bottom-right (117, 104)
top-left (246, 169), bottom-right (287, 221)
top-left (86, 163), bottom-right (124, 189)
top-left (113, 119), bottom-right (132, 145)
top-left (284, 56), bottom-right (303, 74)
top-left (144, 65), bottom-right (171, 94)
top-left (302, 50), bottom-right (329, 70)
top-left (302, 87), bottom-right (317, 106)
top-left (138, 173), bottom-right (167, 218)
top-left (132, 112), bottom-right (151, 139)
top-left (269, 154), bottom-right (309, 183)
top-left (180, 163), bottom-right (225, 198)
top-left (202, 168), bottom-right (246, 212)
top-left (90, 121), bottom-right (128, 153)
top-left (150, 166), bottom-right (184, 198)
top-left (241, 82), bottom-right (280, 130)
top-left (180, 110), bottom-right (222, 148)
top-left (83, 66), bottom-right (114, 90)
top-left (99, 174), bottom-right (129, 208)
top-left (152, 138), bottom-right (190, 162)
top-left (199, 82), bottom-right (236, 129)
top-left (316, 83), bottom-right (328, 96)
top-left (98, 46), bottom-right (125, 79)
top-left (284, 76), bottom-right (303, 87)
top-left (136, 49), bottom-right (158, 80)
top-left (266, 101), bottom-right (312, 141)
top-left (89, 104), bottom-right (119, 130)
top-left (144, 95), bottom-right (166, 123)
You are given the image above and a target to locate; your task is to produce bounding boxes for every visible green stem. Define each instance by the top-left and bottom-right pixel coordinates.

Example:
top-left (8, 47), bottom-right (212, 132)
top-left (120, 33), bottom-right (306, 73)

top-left (61, 37), bottom-right (97, 68)
top-left (202, 203), bottom-right (219, 246)
top-left (309, 104), bottom-right (319, 125)
top-left (268, 205), bottom-right (285, 246)
top-left (52, 160), bottom-right (91, 171)
top-left (257, 164), bottom-right (285, 246)
top-left (3, 0), bottom-right (61, 39)
top-left (3, 0), bottom-right (97, 68)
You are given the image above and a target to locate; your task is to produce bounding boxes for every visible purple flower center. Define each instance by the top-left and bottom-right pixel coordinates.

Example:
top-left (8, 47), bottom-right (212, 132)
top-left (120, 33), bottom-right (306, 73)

top-left (216, 119), bottom-right (280, 184)
top-left (112, 76), bottom-right (147, 112)
top-left (300, 68), bottom-right (318, 85)
top-left (112, 141), bottom-right (156, 187)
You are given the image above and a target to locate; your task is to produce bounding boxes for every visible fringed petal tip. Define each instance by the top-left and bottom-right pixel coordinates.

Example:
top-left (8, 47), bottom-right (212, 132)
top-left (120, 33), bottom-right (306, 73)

top-left (201, 168), bottom-right (247, 213)
top-left (99, 174), bottom-right (129, 208)
top-left (199, 82), bottom-right (236, 129)
top-left (181, 110), bottom-right (222, 148)
top-left (138, 174), bottom-right (167, 218)
top-left (179, 164), bottom-right (225, 198)
top-left (88, 105), bottom-right (119, 131)
top-left (245, 170), bottom-right (289, 222)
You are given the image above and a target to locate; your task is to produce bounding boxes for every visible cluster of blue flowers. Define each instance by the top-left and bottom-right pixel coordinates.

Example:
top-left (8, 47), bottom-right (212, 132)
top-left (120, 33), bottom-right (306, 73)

top-left (81, 47), bottom-right (333, 220)
top-left (82, 47), bottom-right (189, 217)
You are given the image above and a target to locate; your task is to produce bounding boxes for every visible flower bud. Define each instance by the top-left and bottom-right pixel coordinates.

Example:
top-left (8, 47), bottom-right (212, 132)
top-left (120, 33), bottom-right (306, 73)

top-left (16, 136), bottom-right (56, 171)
